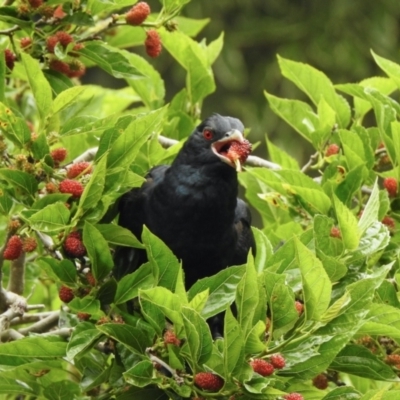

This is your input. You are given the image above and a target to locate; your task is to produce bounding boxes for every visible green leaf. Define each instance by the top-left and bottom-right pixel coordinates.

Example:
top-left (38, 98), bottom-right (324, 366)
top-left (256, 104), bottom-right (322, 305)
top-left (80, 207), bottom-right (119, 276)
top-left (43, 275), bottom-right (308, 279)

top-left (97, 115), bottom-right (133, 158)
top-left (97, 278), bottom-right (117, 306)
top-left (0, 169), bottom-right (38, 197)
top-left (32, 194), bottom-right (71, 211)
top-left (176, 16), bottom-right (210, 37)
top-left (97, 323), bottom-right (152, 355)
top-left (83, 221), bottom-right (114, 281)
top-left (114, 263), bottom-right (154, 304)
top-left (80, 42), bottom-right (143, 79)
top-left (139, 287), bottom-right (183, 329)
top-left (38, 258), bottom-right (77, 285)
top-left (68, 297), bottom-right (101, 315)
top-left (79, 155), bottom-right (107, 212)
top-left (236, 254), bottom-right (259, 335)
top-left (188, 289), bottom-right (209, 313)
top-left (28, 203), bottom-right (71, 233)
top-left (337, 77), bottom-right (397, 120)
top-left (95, 223), bottom-right (144, 248)
top-left (31, 131), bottom-right (50, 160)
top-left (295, 238), bottom-right (331, 321)
top-left (277, 55), bottom-right (351, 127)
top-left (252, 227), bottom-right (274, 274)
top-left (114, 386), bottom-right (168, 400)
top-left (60, 115), bottom-right (111, 137)
top-left (0, 6), bottom-right (33, 29)
top-left (283, 266), bottom-right (390, 379)
top-left (244, 320), bottom-right (267, 355)
top-left (349, 222), bottom-right (390, 263)
top-left (391, 121), bottom-right (400, 183)
top-left (180, 307), bottom-right (213, 367)
top-left (264, 271), bottom-right (298, 337)
top-left (335, 164), bottom-right (368, 206)
top-left (88, 0), bottom-right (133, 15)
top-left (66, 323), bottom-right (102, 361)
top-left (142, 226), bottom-right (181, 291)
top-left (188, 265), bottom-right (246, 319)
top-left (334, 195), bottom-right (360, 250)
top-left (160, 29), bottom-right (216, 104)
top-left (317, 252), bottom-right (347, 282)
top-left (330, 345), bottom-right (398, 381)
top-left (317, 97), bottom-right (337, 146)
top-left (44, 70), bottom-right (74, 96)
top-left (206, 32), bottom-right (224, 65)
top-left (247, 167), bottom-right (332, 217)
top-left (224, 307), bottom-right (244, 375)
top-left (0, 103), bottom-right (31, 148)
top-left (358, 180), bottom-right (380, 236)
top-left (321, 387), bottom-right (361, 400)
top-left (20, 53), bottom-right (52, 125)
top-left (278, 169), bottom-right (332, 214)
top-left (139, 294), bottom-right (165, 335)
top-left (266, 136), bottom-right (299, 170)
top-left (125, 52), bottom-right (165, 109)
top-left (43, 381), bottom-right (81, 400)
top-left (264, 91), bottom-right (318, 144)
top-left (0, 336), bottom-right (67, 358)
top-left (0, 190), bottom-right (13, 215)
top-left (51, 86), bottom-right (87, 115)
top-left (358, 303), bottom-right (400, 340)
top-left (124, 360), bottom-right (160, 388)
top-left (107, 107), bottom-right (167, 169)
top-left (0, 375), bottom-right (39, 396)
top-left (320, 292), bottom-right (351, 324)
top-left (339, 129), bottom-right (367, 171)
top-left (371, 50), bottom-right (400, 89)
top-left (0, 53), bottom-right (4, 102)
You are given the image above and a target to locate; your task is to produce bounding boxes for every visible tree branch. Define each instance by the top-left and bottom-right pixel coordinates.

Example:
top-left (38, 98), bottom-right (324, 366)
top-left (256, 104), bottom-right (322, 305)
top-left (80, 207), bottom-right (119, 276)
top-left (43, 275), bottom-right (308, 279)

top-left (73, 135), bottom-right (282, 170)
top-left (18, 310), bottom-right (60, 335)
top-left (10, 310), bottom-right (53, 326)
top-left (7, 252), bottom-right (25, 295)
top-left (0, 291), bottom-right (27, 334)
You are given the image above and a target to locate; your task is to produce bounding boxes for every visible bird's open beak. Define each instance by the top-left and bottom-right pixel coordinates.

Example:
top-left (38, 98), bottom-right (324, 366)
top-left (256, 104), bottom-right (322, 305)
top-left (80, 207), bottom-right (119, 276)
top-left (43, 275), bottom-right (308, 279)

top-left (211, 129), bottom-right (246, 171)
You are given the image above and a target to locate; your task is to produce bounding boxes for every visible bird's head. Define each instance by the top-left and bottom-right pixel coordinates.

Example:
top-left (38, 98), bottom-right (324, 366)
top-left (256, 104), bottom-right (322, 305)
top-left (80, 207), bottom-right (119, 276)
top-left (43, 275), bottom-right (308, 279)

top-left (189, 114), bottom-right (252, 171)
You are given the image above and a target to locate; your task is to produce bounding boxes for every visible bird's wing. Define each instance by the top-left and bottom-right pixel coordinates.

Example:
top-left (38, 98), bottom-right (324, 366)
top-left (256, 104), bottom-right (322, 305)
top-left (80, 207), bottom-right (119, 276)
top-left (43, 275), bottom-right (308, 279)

top-left (231, 198), bottom-right (255, 265)
top-left (113, 165), bottom-right (169, 280)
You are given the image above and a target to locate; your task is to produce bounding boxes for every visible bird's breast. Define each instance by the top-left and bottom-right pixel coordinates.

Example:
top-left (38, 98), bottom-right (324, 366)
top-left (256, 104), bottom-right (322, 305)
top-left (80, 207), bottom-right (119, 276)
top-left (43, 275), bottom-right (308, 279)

top-left (145, 168), bottom-right (237, 250)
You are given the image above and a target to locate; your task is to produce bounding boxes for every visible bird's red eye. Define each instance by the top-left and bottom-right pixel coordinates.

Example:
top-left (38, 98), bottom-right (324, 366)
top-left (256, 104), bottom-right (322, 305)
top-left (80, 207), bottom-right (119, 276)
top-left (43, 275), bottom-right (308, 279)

top-left (203, 129), bottom-right (214, 140)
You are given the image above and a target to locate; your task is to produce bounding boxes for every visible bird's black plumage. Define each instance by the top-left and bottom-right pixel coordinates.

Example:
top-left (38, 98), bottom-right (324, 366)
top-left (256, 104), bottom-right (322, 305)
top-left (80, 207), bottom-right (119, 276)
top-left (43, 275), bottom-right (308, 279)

top-left (114, 114), bottom-right (255, 291)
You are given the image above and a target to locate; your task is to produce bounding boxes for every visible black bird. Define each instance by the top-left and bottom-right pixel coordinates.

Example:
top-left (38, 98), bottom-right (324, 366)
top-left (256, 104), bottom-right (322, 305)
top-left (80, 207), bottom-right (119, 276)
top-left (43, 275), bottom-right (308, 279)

top-left (114, 114), bottom-right (255, 295)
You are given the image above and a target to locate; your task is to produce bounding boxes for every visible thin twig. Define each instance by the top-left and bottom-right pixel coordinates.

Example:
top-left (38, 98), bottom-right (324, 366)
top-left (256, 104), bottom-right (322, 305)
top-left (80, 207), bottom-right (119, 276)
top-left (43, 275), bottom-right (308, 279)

top-left (10, 311), bottom-right (53, 326)
top-left (72, 147), bottom-right (98, 163)
top-left (41, 327), bottom-right (73, 338)
top-left (18, 310), bottom-right (60, 335)
top-left (146, 347), bottom-right (184, 384)
top-left (301, 151), bottom-right (319, 173)
top-left (26, 304), bottom-right (46, 311)
top-left (0, 328), bottom-right (24, 341)
top-left (0, 25), bottom-right (19, 36)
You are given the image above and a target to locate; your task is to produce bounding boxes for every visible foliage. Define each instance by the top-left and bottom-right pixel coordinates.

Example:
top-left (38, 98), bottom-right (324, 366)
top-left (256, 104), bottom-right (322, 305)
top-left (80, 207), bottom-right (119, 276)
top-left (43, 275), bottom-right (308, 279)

top-left (1, 0), bottom-right (400, 400)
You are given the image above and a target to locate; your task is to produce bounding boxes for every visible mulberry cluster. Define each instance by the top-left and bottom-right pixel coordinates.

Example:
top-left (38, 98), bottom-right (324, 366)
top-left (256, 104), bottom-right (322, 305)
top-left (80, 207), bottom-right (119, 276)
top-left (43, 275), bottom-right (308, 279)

top-left (63, 231), bottom-right (86, 257)
top-left (3, 235), bottom-right (23, 260)
top-left (194, 372), bottom-right (224, 392)
top-left (226, 139), bottom-right (252, 165)
top-left (145, 30), bottom-right (162, 58)
top-left (125, 2), bottom-right (150, 25)
top-left (59, 179), bottom-right (84, 197)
